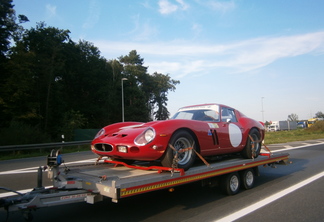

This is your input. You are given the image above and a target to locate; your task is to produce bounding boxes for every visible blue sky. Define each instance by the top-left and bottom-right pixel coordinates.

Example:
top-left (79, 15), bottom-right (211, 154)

top-left (13, 0), bottom-right (324, 122)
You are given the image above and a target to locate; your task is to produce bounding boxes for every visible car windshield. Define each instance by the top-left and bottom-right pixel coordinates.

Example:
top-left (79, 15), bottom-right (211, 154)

top-left (171, 108), bottom-right (220, 122)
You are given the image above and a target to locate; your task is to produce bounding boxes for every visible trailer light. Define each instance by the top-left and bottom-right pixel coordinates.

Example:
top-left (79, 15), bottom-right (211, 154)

top-left (117, 145), bottom-right (128, 153)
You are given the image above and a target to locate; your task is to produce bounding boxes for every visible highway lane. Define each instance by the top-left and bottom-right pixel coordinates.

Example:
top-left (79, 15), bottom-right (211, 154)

top-left (1, 139), bottom-right (324, 221)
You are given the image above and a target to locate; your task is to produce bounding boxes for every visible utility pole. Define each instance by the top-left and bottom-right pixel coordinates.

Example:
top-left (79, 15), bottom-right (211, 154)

top-left (261, 97), bottom-right (265, 122)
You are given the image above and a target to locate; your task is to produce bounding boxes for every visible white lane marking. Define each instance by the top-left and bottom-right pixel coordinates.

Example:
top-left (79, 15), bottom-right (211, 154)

top-left (0, 158), bottom-right (98, 175)
top-left (270, 141), bottom-right (324, 153)
top-left (215, 171), bottom-right (324, 222)
top-left (0, 166), bottom-right (41, 175)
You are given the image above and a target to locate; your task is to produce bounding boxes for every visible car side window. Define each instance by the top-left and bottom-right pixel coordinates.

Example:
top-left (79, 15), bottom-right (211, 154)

top-left (205, 110), bottom-right (219, 121)
top-left (221, 107), bottom-right (237, 122)
top-left (192, 110), bottom-right (219, 121)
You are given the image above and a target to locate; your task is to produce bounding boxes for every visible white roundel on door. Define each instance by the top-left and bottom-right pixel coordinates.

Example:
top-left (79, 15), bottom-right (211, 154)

top-left (229, 123), bottom-right (242, 147)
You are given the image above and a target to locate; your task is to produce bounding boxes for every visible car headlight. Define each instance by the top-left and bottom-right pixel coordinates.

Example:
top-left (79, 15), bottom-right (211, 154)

top-left (94, 128), bottom-right (105, 139)
top-left (134, 127), bottom-right (155, 146)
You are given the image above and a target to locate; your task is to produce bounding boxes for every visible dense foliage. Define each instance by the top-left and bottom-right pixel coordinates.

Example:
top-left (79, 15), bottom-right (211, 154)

top-left (0, 0), bottom-right (179, 144)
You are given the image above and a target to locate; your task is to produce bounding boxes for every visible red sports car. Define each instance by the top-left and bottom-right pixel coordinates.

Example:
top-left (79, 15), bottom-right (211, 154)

top-left (91, 103), bottom-right (265, 170)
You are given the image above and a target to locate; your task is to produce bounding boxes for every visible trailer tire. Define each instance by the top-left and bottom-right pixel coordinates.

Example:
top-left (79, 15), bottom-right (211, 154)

top-left (221, 172), bottom-right (240, 195)
top-left (241, 129), bottom-right (261, 159)
top-left (161, 130), bottom-right (197, 171)
top-left (240, 169), bottom-right (255, 190)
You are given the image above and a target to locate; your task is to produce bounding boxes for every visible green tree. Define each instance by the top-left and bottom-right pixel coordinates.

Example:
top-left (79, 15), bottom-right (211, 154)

top-left (0, 0), bottom-right (28, 59)
top-left (0, 0), bottom-right (28, 127)
top-left (119, 50), bottom-right (150, 121)
top-left (60, 110), bottom-right (87, 141)
top-left (62, 40), bottom-right (112, 128)
top-left (118, 50), bottom-right (180, 121)
top-left (0, 10), bottom-right (180, 143)
top-left (106, 59), bottom-right (124, 122)
top-left (315, 111), bottom-right (324, 119)
top-left (27, 23), bottom-right (70, 132)
top-left (150, 72), bottom-right (180, 120)
top-left (2, 22), bottom-right (70, 138)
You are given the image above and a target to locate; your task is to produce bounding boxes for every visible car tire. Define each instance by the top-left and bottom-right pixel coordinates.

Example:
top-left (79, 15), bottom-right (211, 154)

top-left (240, 169), bottom-right (255, 190)
top-left (161, 130), bottom-right (196, 171)
top-left (221, 172), bottom-right (240, 195)
top-left (241, 129), bottom-right (261, 159)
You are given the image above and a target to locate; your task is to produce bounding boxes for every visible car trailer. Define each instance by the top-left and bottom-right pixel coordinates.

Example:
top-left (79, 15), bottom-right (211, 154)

top-left (0, 148), bottom-right (290, 221)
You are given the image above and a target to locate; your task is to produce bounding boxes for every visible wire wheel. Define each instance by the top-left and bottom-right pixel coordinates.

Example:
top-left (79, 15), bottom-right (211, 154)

top-left (241, 129), bottom-right (261, 159)
top-left (161, 130), bottom-right (197, 171)
top-left (173, 137), bottom-right (193, 165)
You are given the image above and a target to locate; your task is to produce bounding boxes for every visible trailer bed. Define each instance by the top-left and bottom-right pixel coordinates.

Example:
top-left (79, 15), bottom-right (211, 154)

top-left (51, 152), bottom-right (289, 201)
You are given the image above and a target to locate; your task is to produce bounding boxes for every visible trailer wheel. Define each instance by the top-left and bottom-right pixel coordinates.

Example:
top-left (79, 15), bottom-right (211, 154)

top-left (240, 169), bottom-right (255, 190)
top-left (221, 172), bottom-right (240, 195)
top-left (161, 130), bottom-right (196, 171)
top-left (241, 129), bottom-right (261, 159)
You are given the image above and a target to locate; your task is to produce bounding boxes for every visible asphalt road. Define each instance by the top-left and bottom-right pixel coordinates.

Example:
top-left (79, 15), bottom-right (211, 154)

top-left (1, 139), bottom-right (324, 222)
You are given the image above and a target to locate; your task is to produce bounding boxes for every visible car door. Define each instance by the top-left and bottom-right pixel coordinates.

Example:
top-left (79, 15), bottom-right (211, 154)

top-left (218, 107), bottom-right (243, 150)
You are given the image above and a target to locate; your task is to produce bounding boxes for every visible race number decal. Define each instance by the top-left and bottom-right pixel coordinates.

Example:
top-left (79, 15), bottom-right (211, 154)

top-left (229, 123), bottom-right (242, 147)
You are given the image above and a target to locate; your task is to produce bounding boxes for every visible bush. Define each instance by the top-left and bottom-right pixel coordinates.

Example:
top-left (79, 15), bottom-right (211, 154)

top-left (306, 121), bottom-right (324, 132)
top-left (0, 121), bottom-right (51, 145)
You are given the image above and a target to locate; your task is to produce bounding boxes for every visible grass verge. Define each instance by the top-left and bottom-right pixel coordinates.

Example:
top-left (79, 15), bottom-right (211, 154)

top-left (264, 129), bottom-right (324, 144)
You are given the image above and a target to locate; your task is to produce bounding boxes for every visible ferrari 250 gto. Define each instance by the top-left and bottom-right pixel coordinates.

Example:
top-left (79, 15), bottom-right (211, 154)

top-left (91, 103), bottom-right (265, 170)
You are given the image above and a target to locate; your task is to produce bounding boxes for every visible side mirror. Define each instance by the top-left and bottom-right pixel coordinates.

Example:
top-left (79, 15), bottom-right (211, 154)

top-left (226, 118), bottom-right (231, 123)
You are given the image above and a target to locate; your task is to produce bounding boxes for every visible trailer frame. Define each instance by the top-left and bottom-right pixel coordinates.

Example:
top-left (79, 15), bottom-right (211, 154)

top-left (0, 149), bottom-right (290, 221)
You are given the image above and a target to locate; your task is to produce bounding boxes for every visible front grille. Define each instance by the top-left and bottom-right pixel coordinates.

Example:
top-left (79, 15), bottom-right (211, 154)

top-left (94, 143), bottom-right (113, 152)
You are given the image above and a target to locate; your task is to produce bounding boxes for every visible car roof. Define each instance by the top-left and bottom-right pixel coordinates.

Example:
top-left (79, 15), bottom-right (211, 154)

top-left (177, 103), bottom-right (232, 112)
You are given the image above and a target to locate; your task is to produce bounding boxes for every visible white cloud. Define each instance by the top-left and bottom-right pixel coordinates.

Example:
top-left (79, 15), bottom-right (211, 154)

top-left (128, 14), bottom-right (158, 41)
top-left (158, 0), bottom-right (178, 14)
top-left (93, 31), bottom-right (324, 77)
top-left (158, 0), bottom-right (189, 15)
top-left (176, 0), bottom-right (189, 10)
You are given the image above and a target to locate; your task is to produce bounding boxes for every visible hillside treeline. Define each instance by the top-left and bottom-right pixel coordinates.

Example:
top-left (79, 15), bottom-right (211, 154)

top-left (0, 0), bottom-right (180, 144)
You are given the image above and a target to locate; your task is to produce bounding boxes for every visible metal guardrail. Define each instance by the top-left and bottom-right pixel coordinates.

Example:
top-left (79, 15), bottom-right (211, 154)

top-left (0, 140), bottom-right (92, 152)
